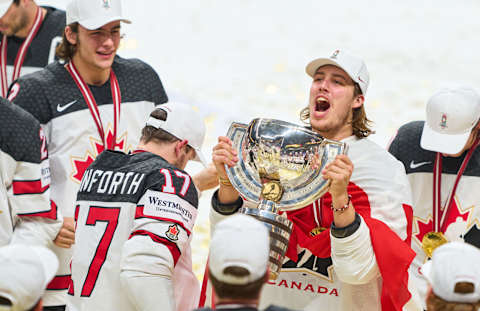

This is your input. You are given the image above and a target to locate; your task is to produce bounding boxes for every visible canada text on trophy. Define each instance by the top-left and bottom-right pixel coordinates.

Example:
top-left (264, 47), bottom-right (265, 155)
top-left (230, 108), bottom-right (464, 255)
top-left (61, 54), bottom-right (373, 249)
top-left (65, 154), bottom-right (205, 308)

top-left (225, 118), bottom-right (348, 280)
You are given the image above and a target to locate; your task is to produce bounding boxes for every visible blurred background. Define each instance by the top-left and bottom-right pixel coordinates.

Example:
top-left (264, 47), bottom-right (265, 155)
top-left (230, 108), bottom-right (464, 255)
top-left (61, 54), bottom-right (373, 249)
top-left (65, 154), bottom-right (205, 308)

top-left (39, 0), bottom-right (480, 279)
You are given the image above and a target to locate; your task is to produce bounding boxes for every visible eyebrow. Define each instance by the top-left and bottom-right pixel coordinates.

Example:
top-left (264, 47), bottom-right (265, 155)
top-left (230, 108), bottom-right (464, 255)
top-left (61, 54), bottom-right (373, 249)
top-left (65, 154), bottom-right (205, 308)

top-left (314, 71), bottom-right (349, 82)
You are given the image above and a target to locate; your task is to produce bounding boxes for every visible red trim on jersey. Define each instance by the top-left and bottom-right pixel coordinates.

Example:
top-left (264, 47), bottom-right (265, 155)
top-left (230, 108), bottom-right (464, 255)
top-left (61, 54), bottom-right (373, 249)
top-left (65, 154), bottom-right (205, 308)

top-left (47, 275), bottom-right (71, 290)
top-left (17, 200), bottom-right (58, 220)
top-left (402, 204), bottom-right (413, 245)
top-left (12, 179), bottom-right (49, 195)
top-left (129, 230), bottom-right (181, 265)
top-left (135, 205), bottom-right (192, 235)
top-left (286, 182), bottom-right (415, 311)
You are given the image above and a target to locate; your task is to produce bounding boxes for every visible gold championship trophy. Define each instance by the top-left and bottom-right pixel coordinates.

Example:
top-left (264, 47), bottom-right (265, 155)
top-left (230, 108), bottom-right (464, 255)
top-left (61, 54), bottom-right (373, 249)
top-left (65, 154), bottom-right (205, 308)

top-left (226, 118), bottom-right (347, 279)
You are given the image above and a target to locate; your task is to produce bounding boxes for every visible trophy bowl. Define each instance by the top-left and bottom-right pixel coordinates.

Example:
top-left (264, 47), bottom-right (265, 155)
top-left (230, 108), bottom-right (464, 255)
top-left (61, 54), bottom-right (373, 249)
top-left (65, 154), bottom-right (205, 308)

top-left (225, 118), bottom-right (347, 279)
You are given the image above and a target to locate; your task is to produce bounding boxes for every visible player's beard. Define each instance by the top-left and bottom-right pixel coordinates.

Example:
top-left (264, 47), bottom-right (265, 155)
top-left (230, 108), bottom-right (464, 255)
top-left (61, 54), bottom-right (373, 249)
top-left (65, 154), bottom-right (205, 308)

top-left (173, 152), bottom-right (188, 170)
top-left (8, 10), bottom-right (28, 37)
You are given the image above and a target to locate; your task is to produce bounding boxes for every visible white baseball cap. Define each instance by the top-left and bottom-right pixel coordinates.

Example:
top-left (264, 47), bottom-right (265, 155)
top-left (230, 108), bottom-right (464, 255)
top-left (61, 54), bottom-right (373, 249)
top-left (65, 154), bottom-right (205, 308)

top-left (146, 102), bottom-right (208, 167)
top-left (421, 242), bottom-right (480, 304)
top-left (305, 49), bottom-right (370, 95)
top-left (209, 214), bottom-right (270, 285)
top-left (66, 0), bottom-right (131, 30)
top-left (420, 86), bottom-right (480, 154)
top-left (0, 245), bottom-right (59, 311)
top-left (0, 0), bottom-right (12, 17)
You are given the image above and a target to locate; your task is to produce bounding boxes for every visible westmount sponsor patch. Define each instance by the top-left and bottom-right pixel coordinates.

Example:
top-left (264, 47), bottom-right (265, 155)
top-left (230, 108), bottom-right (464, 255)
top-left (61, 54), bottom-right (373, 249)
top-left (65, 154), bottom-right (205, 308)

top-left (142, 190), bottom-right (197, 231)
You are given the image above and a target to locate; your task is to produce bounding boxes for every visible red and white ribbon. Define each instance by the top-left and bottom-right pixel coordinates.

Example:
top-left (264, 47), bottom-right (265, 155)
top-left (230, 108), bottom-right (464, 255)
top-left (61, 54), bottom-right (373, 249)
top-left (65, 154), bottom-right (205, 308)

top-left (0, 6), bottom-right (44, 97)
top-left (433, 138), bottom-right (480, 233)
top-left (65, 61), bottom-right (122, 150)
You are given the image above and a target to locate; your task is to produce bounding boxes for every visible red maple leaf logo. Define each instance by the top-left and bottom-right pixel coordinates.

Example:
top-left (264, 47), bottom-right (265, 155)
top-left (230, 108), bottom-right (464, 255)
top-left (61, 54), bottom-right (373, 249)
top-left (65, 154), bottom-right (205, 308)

top-left (414, 198), bottom-right (472, 243)
top-left (166, 224), bottom-right (179, 241)
top-left (70, 128), bottom-right (130, 183)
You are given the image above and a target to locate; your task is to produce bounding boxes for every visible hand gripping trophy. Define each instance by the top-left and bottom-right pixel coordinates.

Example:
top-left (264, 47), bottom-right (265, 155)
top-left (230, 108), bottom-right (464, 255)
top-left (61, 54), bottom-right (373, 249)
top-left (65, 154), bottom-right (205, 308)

top-left (226, 118), bottom-right (347, 279)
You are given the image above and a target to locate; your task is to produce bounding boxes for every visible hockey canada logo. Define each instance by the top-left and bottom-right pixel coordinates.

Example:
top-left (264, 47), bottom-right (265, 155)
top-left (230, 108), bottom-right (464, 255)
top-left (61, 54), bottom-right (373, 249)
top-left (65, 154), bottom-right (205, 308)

top-left (440, 113), bottom-right (448, 129)
top-left (166, 224), bottom-right (180, 241)
top-left (102, 0), bottom-right (110, 9)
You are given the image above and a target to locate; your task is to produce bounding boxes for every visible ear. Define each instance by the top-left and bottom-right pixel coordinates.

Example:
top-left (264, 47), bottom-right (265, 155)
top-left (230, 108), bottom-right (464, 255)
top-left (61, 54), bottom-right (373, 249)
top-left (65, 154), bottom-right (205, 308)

top-left (352, 94), bottom-right (364, 109)
top-left (65, 26), bottom-right (77, 45)
top-left (174, 140), bottom-right (189, 156)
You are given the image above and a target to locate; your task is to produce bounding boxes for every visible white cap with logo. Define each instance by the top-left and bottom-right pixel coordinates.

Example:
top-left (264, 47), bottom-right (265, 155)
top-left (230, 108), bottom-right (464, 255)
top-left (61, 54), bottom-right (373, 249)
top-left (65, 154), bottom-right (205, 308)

top-left (0, 245), bottom-right (59, 311)
top-left (420, 86), bottom-right (480, 154)
top-left (305, 49), bottom-right (370, 95)
top-left (208, 214), bottom-right (270, 285)
top-left (66, 0), bottom-right (131, 30)
top-left (0, 0), bottom-right (11, 18)
top-left (421, 242), bottom-right (480, 304)
top-left (146, 102), bottom-right (208, 167)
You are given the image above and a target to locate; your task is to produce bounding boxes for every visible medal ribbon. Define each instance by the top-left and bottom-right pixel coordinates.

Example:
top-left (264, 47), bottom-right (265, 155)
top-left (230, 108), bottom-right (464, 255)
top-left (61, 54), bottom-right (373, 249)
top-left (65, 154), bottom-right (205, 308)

top-left (433, 138), bottom-right (480, 233)
top-left (65, 61), bottom-right (121, 150)
top-left (0, 6), bottom-right (44, 97)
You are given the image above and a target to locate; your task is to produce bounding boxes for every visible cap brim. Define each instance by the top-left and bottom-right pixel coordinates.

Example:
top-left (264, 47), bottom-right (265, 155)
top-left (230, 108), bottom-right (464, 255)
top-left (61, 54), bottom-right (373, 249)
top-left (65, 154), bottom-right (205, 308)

top-left (306, 58), bottom-right (344, 78)
top-left (420, 123), bottom-right (471, 154)
top-left (194, 148), bottom-right (208, 167)
top-left (79, 16), bottom-right (131, 30)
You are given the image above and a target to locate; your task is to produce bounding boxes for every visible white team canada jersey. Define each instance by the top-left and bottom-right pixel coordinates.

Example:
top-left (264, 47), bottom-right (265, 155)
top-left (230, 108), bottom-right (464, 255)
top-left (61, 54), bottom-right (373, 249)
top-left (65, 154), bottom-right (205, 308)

top-left (67, 150), bottom-right (199, 311)
top-left (208, 136), bottom-right (421, 311)
top-left (0, 100), bottom-right (61, 246)
top-left (389, 121), bottom-right (480, 308)
top-left (10, 57), bottom-right (168, 306)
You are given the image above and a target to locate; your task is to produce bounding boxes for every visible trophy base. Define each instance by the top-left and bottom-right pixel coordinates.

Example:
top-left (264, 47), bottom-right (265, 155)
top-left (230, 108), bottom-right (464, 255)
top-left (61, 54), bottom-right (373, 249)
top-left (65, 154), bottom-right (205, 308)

top-left (239, 201), bottom-right (293, 281)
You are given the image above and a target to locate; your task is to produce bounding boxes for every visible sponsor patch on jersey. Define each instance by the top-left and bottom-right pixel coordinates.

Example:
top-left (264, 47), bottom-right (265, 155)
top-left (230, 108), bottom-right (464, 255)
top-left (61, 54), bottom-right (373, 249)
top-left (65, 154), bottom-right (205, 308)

top-left (165, 224), bottom-right (180, 241)
top-left (142, 190), bottom-right (197, 232)
top-left (40, 160), bottom-right (51, 188)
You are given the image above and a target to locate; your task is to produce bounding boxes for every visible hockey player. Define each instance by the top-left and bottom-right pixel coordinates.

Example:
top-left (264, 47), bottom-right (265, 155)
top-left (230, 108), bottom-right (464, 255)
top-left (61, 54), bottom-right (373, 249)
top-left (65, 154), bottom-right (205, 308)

top-left (67, 103), bottom-right (206, 311)
top-left (0, 0), bottom-right (65, 97)
top-left (8, 0), bottom-right (169, 308)
top-left (204, 49), bottom-right (422, 310)
top-left (0, 99), bottom-right (62, 248)
top-left (388, 85), bottom-right (480, 309)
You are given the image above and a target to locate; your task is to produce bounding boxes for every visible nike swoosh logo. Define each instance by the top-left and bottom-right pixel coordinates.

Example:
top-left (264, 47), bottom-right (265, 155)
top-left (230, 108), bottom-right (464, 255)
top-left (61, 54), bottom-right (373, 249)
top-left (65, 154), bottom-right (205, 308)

top-left (410, 160), bottom-right (432, 169)
top-left (57, 100), bottom-right (78, 112)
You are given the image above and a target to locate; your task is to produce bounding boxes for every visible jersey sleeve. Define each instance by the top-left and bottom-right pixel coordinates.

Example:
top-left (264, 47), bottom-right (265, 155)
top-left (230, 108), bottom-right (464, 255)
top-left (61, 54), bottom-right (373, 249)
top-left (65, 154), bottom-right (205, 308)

top-left (8, 76), bottom-right (53, 125)
top-left (1, 107), bottom-right (61, 246)
top-left (121, 167), bottom-right (198, 276)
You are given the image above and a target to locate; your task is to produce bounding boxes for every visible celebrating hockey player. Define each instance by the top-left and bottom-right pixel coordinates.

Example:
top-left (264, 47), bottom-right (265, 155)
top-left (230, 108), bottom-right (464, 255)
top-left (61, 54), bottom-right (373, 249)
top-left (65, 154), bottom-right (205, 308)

top-left (67, 103), bottom-right (206, 311)
top-left (0, 0), bottom-right (65, 97)
top-left (389, 85), bottom-right (480, 309)
top-left (205, 49), bottom-right (422, 310)
top-left (0, 98), bottom-right (62, 249)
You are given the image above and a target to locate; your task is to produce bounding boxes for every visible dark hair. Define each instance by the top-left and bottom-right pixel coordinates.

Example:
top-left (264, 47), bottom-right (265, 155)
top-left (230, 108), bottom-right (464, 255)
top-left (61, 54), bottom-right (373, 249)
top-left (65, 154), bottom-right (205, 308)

top-left (426, 283), bottom-right (480, 311)
top-left (55, 23), bottom-right (79, 61)
top-left (13, 0), bottom-right (20, 5)
top-left (299, 83), bottom-right (374, 138)
top-left (209, 266), bottom-right (266, 300)
top-left (140, 108), bottom-right (193, 152)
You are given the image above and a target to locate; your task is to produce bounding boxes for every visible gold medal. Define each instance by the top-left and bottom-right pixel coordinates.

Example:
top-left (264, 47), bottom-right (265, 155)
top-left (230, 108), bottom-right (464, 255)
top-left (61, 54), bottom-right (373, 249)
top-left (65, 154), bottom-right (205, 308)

top-left (261, 181), bottom-right (283, 202)
top-left (309, 226), bottom-right (327, 237)
top-left (422, 231), bottom-right (448, 258)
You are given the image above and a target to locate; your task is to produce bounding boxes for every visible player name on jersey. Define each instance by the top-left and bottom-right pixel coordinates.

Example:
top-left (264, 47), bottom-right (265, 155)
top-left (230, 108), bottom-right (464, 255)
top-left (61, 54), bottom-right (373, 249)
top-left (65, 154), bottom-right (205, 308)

top-left (79, 168), bottom-right (145, 195)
